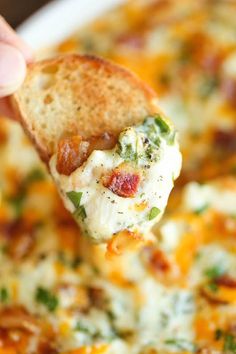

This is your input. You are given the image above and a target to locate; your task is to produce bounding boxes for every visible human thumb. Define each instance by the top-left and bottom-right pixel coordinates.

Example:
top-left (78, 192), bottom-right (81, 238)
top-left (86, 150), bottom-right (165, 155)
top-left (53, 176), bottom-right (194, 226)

top-left (0, 42), bottom-right (26, 97)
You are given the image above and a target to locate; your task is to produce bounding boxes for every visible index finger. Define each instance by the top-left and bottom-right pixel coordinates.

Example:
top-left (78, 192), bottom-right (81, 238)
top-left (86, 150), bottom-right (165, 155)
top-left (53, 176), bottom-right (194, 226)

top-left (0, 16), bottom-right (34, 62)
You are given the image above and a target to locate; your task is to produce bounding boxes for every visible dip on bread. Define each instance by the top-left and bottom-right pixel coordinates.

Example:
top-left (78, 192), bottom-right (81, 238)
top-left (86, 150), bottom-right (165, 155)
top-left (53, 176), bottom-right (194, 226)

top-left (50, 115), bottom-right (181, 242)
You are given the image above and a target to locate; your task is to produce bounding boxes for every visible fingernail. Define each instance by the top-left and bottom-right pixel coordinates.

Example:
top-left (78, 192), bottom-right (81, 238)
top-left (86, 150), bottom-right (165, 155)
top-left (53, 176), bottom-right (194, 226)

top-left (0, 43), bottom-right (26, 97)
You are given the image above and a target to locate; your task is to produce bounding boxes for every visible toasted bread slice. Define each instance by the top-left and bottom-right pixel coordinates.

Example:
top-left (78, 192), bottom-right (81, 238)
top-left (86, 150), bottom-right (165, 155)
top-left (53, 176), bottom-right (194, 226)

top-left (11, 54), bottom-right (160, 163)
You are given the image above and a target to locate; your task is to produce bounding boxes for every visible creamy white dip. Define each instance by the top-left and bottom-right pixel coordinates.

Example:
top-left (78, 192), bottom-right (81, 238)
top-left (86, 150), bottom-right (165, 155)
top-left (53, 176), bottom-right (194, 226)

top-left (50, 116), bottom-right (182, 242)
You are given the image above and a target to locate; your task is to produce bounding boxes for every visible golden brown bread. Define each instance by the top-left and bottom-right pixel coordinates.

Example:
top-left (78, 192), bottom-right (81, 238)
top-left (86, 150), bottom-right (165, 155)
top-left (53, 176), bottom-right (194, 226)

top-left (11, 54), bottom-right (161, 163)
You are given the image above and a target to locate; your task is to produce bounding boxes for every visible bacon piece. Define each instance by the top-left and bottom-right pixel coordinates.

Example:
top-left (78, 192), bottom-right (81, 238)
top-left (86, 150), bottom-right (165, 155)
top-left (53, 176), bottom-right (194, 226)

top-left (213, 129), bottom-right (236, 154)
top-left (216, 275), bottom-right (236, 288)
top-left (116, 33), bottom-right (145, 50)
top-left (201, 52), bottom-right (222, 74)
top-left (3, 220), bottom-right (35, 260)
top-left (221, 77), bottom-right (236, 108)
top-left (0, 306), bottom-right (40, 334)
top-left (56, 135), bottom-right (89, 176)
top-left (88, 287), bottom-right (106, 309)
top-left (87, 132), bottom-right (117, 155)
top-left (56, 133), bottom-right (117, 176)
top-left (142, 246), bottom-right (170, 273)
top-left (103, 169), bottom-right (140, 198)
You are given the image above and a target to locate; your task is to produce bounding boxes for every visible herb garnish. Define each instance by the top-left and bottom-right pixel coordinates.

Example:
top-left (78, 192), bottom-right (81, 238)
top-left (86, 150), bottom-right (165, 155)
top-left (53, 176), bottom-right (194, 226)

top-left (57, 251), bottom-right (82, 269)
top-left (207, 282), bottom-right (219, 293)
top-left (165, 338), bottom-right (197, 352)
top-left (194, 204), bottom-right (209, 215)
top-left (25, 168), bottom-right (45, 184)
top-left (74, 322), bottom-right (93, 334)
top-left (0, 287), bottom-right (9, 303)
top-left (204, 264), bottom-right (226, 280)
top-left (67, 191), bottom-right (87, 221)
top-left (117, 141), bottom-right (137, 162)
top-left (215, 329), bottom-right (236, 353)
top-left (224, 333), bottom-right (236, 353)
top-left (199, 76), bottom-right (219, 99)
top-left (7, 192), bottom-right (25, 218)
top-left (143, 115), bottom-right (176, 145)
top-left (148, 207), bottom-right (161, 220)
top-left (155, 115), bottom-right (171, 134)
top-left (117, 115), bottom-right (176, 165)
top-left (35, 287), bottom-right (58, 312)
top-left (7, 168), bottom-right (46, 218)
top-left (66, 191), bottom-right (83, 208)
top-left (74, 205), bottom-right (87, 221)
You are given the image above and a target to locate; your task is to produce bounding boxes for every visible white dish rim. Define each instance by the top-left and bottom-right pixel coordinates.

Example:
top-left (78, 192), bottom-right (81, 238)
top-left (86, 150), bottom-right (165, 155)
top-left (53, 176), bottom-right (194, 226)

top-left (18, 0), bottom-right (125, 51)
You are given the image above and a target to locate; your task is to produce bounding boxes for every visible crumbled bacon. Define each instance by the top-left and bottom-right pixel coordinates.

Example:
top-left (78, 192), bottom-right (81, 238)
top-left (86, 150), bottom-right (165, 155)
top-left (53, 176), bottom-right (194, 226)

top-left (0, 306), bottom-right (40, 334)
top-left (88, 287), bottom-right (106, 309)
top-left (200, 287), bottom-right (226, 305)
top-left (116, 33), bottom-right (145, 50)
top-left (213, 129), bottom-right (236, 154)
top-left (56, 135), bottom-right (89, 176)
top-left (215, 275), bottom-right (236, 288)
top-left (87, 132), bottom-right (117, 155)
top-left (0, 306), bottom-right (58, 353)
top-left (142, 246), bottom-right (170, 273)
top-left (221, 77), bottom-right (236, 108)
top-left (201, 52), bottom-right (222, 74)
top-left (103, 169), bottom-right (140, 198)
top-left (56, 133), bottom-right (117, 176)
top-left (2, 219), bottom-right (35, 260)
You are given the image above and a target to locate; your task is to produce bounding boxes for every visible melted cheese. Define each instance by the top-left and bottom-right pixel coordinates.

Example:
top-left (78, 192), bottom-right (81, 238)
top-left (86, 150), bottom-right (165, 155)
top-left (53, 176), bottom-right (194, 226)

top-left (0, 0), bottom-right (236, 353)
top-left (50, 118), bottom-right (181, 242)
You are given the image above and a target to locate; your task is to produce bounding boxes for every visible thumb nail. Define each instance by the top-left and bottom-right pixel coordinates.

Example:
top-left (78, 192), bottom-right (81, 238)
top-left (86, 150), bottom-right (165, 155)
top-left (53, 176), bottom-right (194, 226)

top-left (0, 43), bottom-right (26, 97)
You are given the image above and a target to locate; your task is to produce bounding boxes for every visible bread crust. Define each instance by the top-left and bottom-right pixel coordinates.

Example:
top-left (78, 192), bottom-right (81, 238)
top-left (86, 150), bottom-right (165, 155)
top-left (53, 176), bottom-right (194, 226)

top-left (11, 54), bottom-right (161, 163)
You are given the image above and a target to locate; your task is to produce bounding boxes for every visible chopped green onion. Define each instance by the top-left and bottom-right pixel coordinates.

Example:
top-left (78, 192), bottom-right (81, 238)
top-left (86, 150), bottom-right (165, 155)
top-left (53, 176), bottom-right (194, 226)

top-left (67, 191), bottom-right (83, 208)
top-left (165, 338), bottom-right (197, 352)
top-left (25, 168), bottom-right (45, 184)
top-left (74, 205), bottom-right (87, 221)
top-left (0, 287), bottom-right (9, 303)
top-left (155, 115), bottom-right (171, 134)
top-left (194, 204), bottom-right (209, 215)
top-left (148, 207), bottom-right (161, 220)
top-left (204, 265), bottom-right (226, 280)
top-left (35, 287), bottom-right (58, 312)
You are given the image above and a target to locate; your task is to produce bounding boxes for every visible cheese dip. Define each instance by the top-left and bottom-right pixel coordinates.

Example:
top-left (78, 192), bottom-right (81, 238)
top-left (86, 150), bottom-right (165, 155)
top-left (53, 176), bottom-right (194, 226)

top-left (50, 115), bottom-right (182, 242)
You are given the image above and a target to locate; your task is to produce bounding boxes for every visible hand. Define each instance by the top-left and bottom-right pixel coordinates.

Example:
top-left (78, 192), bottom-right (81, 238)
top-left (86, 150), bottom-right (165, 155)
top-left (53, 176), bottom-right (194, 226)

top-left (0, 16), bottom-right (33, 118)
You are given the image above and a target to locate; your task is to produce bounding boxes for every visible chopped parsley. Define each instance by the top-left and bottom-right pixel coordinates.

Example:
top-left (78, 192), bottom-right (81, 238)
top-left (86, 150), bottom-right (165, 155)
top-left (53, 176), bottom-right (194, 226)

top-left (0, 287), bottom-right (9, 303)
top-left (199, 76), bottom-right (219, 99)
top-left (117, 115), bottom-right (176, 165)
top-left (7, 168), bottom-right (46, 218)
top-left (25, 168), bottom-right (45, 184)
top-left (67, 191), bottom-right (83, 208)
top-left (7, 191), bottom-right (25, 218)
top-left (224, 333), bottom-right (236, 353)
top-left (117, 141), bottom-right (137, 162)
top-left (215, 329), bottom-right (236, 353)
top-left (215, 328), bottom-right (224, 341)
top-left (67, 191), bottom-right (87, 221)
top-left (57, 251), bottom-right (82, 269)
top-left (74, 205), bottom-right (87, 221)
top-left (74, 322), bottom-right (93, 334)
top-left (148, 207), bottom-right (161, 220)
top-left (35, 287), bottom-right (58, 312)
top-left (204, 264), bottom-right (226, 280)
top-left (155, 115), bottom-right (171, 134)
top-left (165, 338), bottom-right (197, 352)
top-left (143, 115), bottom-right (176, 145)
top-left (194, 204), bottom-right (209, 215)
top-left (207, 282), bottom-right (219, 293)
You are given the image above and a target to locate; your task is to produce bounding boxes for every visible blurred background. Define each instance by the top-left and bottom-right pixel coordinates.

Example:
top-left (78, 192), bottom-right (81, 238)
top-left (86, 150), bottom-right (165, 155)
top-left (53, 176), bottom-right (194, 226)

top-left (0, 0), bottom-right (52, 27)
